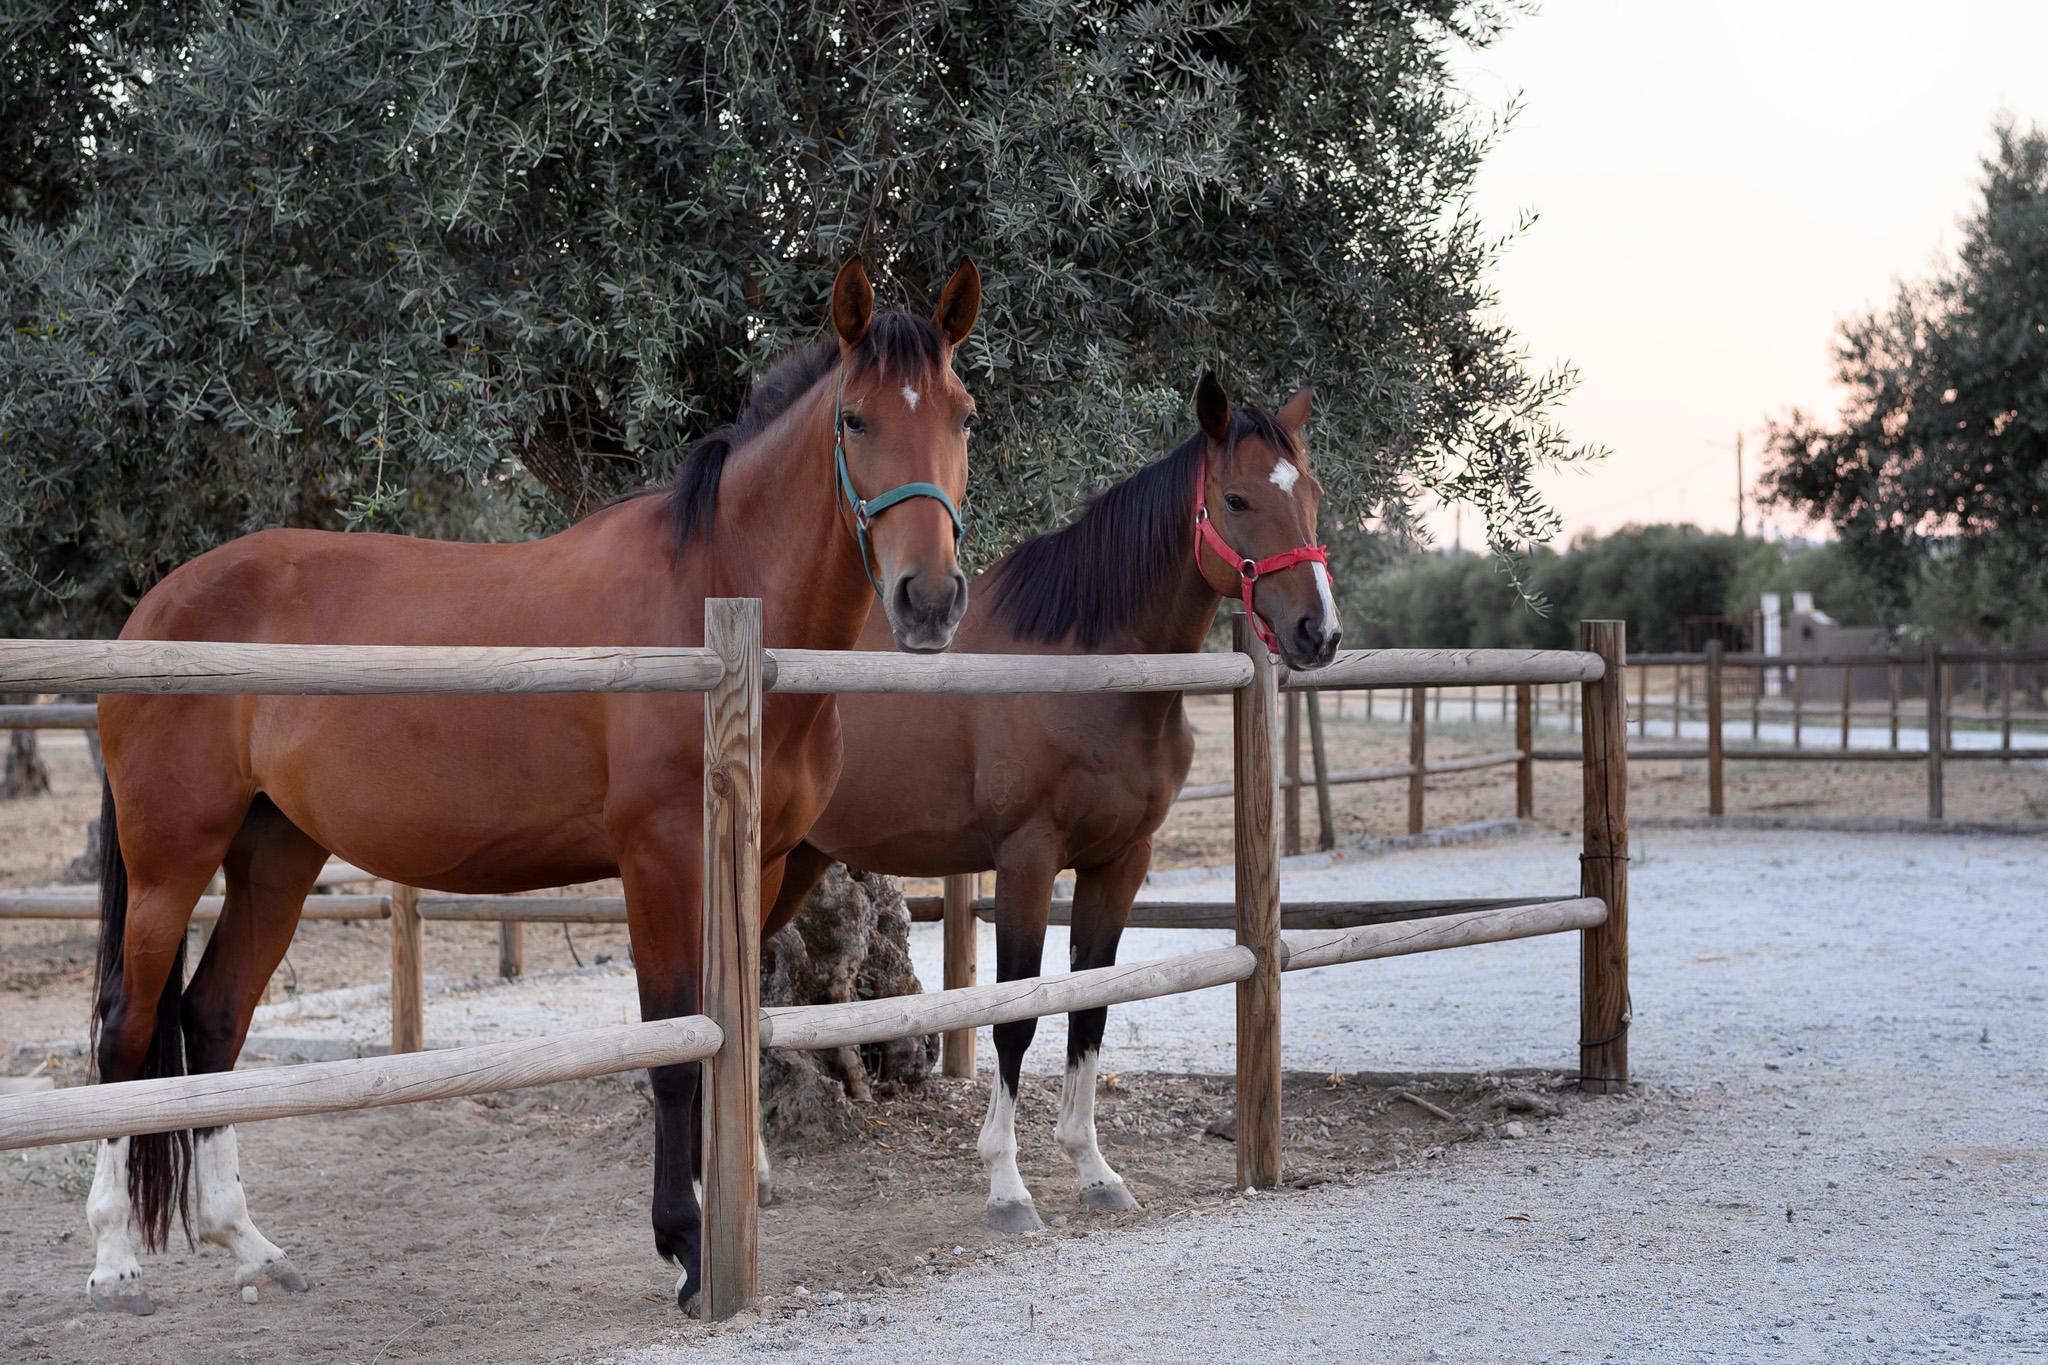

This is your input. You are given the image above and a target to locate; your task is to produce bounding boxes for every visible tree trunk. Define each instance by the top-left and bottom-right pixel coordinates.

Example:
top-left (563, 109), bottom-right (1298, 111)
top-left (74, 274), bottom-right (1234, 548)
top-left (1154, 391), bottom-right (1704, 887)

top-left (1, 725), bottom-right (50, 799)
top-left (758, 864), bottom-right (935, 1143)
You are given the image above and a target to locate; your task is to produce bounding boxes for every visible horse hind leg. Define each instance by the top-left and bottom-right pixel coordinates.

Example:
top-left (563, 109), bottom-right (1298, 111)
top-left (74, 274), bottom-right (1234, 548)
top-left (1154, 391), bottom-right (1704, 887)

top-left (978, 846), bottom-right (1058, 1234)
top-left (87, 781), bottom-right (243, 1314)
top-left (181, 798), bottom-right (327, 1297)
top-left (1057, 840), bottom-right (1150, 1215)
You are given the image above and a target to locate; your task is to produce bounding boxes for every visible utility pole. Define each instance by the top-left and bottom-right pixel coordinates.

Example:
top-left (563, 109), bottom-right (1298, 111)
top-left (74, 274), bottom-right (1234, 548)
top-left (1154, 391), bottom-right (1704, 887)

top-left (1734, 432), bottom-right (1746, 538)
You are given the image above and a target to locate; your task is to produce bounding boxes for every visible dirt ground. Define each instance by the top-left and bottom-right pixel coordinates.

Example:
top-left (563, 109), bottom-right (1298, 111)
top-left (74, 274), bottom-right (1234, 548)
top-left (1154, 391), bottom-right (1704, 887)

top-left (1, 1059), bottom-right (1571, 1365)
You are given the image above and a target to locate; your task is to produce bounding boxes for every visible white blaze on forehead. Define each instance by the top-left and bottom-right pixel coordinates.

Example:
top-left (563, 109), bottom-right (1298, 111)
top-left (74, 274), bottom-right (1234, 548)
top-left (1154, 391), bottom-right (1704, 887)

top-left (1267, 456), bottom-right (1300, 494)
top-left (899, 383), bottom-right (920, 412)
top-left (1311, 561), bottom-right (1339, 635)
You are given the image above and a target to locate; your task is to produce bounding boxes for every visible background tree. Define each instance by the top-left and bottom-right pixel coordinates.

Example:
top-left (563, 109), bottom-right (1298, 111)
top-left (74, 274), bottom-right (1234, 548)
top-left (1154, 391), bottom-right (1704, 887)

top-left (1760, 119), bottom-right (2048, 640)
top-left (0, 0), bottom-right (1590, 639)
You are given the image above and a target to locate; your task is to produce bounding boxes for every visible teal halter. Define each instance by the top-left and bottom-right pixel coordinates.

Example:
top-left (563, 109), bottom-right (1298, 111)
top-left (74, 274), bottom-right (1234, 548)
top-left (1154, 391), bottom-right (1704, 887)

top-left (832, 369), bottom-right (964, 597)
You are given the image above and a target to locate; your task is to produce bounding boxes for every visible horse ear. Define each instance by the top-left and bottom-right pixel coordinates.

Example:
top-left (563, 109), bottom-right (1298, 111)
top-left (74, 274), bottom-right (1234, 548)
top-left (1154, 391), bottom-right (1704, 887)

top-left (831, 258), bottom-right (874, 349)
top-left (1194, 370), bottom-right (1231, 446)
top-left (932, 259), bottom-right (981, 347)
top-left (1277, 384), bottom-right (1313, 438)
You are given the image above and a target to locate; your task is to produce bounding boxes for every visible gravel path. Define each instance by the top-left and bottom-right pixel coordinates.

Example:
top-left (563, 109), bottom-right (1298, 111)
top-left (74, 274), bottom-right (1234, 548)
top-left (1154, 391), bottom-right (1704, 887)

top-left (603, 828), bottom-right (2045, 1364)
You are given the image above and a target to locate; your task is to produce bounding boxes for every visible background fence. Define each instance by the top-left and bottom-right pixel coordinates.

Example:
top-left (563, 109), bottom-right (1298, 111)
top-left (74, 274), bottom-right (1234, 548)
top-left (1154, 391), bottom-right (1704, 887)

top-left (0, 614), bottom-right (1629, 1321)
top-left (1245, 645), bottom-right (2046, 849)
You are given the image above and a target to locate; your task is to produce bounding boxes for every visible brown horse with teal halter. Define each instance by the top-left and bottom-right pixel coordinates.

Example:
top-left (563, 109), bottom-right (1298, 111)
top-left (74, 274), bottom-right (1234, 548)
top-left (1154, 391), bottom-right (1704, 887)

top-left (84, 258), bottom-right (981, 1317)
top-left (764, 371), bottom-right (1339, 1230)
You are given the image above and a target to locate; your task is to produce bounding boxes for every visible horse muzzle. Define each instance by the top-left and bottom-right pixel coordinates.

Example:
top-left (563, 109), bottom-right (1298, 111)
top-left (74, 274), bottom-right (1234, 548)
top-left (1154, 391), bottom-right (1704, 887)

top-left (886, 568), bottom-right (969, 653)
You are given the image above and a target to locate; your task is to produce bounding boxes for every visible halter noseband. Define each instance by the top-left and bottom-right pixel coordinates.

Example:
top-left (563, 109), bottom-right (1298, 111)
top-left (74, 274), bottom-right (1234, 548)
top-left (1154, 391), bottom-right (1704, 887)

top-left (1193, 485), bottom-right (1332, 653)
top-left (833, 369), bottom-right (963, 597)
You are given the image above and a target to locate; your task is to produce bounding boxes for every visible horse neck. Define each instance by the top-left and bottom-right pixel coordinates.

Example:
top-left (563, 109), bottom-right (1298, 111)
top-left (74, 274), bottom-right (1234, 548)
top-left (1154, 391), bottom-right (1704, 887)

top-left (711, 371), bottom-right (875, 649)
top-left (1106, 532), bottom-right (1226, 658)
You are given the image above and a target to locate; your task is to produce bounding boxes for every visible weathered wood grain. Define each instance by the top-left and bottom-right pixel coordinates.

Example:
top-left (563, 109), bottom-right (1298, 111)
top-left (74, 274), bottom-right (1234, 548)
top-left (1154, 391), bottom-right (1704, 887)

top-left (0, 640), bottom-right (722, 694)
top-left (1278, 898), bottom-right (1606, 972)
top-left (0, 892), bottom-right (388, 921)
top-left (941, 873), bottom-right (978, 1078)
top-left (389, 883), bottom-right (424, 1055)
top-left (1578, 621), bottom-right (1630, 1093)
top-left (1233, 615), bottom-right (1282, 1190)
top-left (0, 1015), bottom-right (722, 1151)
top-left (1277, 648), bottom-right (1605, 689)
top-left (700, 599), bottom-right (763, 1320)
top-left (759, 945), bottom-right (1255, 1051)
top-left (763, 649), bottom-right (1249, 695)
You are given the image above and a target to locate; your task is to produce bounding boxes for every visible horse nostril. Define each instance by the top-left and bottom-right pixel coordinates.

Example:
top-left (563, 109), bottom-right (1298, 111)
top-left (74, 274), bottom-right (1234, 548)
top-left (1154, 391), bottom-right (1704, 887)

top-left (890, 574), bottom-right (918, 623)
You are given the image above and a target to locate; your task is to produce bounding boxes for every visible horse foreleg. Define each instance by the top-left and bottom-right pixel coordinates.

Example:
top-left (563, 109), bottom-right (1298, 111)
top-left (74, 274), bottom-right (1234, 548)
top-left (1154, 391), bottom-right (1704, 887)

top-left (615, 814), bottom-right (707, 1314)
top-left (978, 841), bottom-right (1058, 1233)
top-left (183, 805), bottom-right (326, 1297)
top-left (1058, 839), bottom-right (1150, 1214)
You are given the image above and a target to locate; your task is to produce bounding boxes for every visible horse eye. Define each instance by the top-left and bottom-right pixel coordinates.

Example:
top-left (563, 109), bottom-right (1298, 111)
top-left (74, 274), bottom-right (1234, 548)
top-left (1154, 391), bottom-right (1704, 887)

top-left (840, 411), bottom-right (865, 435)
top-left (962, 413), bottom-right (979, 433)
top-left (1224, 492), bottom-right (1250, 512)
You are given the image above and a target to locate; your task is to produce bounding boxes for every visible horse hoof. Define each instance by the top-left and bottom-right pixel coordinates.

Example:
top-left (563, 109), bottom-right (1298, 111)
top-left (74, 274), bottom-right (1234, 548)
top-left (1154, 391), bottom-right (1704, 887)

top-left (986, 1198), bottom-right (1044, 1234)
top-left (239, 1257), bottom-right (309, 1296)
top-left (757, 1178), bottom-right (775, 1209)
top-left (681, 1289), bottom-right (704, 1319)
top-left (89, 1281), bottom-right (155, 1316)
top-left (1081, 1180), bottom-right (1139, 1214)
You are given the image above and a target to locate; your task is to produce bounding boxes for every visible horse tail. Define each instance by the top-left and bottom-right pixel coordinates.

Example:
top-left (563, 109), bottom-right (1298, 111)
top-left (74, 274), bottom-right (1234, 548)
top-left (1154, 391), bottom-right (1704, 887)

top-left (91, 776), bottom-right (192, 1251)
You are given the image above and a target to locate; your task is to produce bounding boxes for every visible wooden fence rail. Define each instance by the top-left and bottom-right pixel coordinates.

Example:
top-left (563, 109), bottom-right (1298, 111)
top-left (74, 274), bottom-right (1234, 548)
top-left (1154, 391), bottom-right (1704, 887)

top-left (0, 617), bottom-right (1628, 1323)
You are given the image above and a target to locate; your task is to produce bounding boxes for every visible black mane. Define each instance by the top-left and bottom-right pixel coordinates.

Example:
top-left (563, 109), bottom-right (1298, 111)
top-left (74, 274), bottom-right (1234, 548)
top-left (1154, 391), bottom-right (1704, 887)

top-left (668, 311), bottom-right (946, 546)
top-left (985, 408), bottom-right (1299, 647)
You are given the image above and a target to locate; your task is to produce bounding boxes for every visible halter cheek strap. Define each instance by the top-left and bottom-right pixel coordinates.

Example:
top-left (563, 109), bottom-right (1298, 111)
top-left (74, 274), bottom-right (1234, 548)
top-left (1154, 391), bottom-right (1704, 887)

top-left (833, 370), bottom-right (963, 597)
top-left (1194, 491), bottom-right (1332, 653)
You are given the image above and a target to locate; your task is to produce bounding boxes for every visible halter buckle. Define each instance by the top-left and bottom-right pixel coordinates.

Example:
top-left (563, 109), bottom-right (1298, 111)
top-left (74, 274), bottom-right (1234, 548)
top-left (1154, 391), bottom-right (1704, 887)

top-left (1239, 559), bottom-right (1259, 582)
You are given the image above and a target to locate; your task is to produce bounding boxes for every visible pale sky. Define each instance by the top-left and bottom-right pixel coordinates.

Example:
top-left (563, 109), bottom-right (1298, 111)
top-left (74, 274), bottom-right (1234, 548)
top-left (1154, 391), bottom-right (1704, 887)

top-left (1433, 0), bottom-right (2048, 548)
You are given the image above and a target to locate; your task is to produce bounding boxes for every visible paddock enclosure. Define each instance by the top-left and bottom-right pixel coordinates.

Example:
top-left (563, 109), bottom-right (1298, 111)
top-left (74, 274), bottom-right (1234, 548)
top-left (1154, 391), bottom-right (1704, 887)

top-left (0, 608), bottom-right (1630, 1322)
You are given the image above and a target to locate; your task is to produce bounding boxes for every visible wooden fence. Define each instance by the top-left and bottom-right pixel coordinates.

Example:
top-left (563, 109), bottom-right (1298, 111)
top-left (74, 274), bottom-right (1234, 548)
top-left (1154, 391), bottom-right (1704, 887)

top-left (1234, 644), bottom-right (2046, 846)
top-left (1537, 644), bottom-right (2048, 821)
top-left (0, 613), bottom-right (1628, 1321)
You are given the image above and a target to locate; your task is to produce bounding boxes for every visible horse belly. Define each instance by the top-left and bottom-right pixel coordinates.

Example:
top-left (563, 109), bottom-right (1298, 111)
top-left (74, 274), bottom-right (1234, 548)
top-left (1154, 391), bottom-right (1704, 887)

top-left (249, 694), bottom-right (616, 892)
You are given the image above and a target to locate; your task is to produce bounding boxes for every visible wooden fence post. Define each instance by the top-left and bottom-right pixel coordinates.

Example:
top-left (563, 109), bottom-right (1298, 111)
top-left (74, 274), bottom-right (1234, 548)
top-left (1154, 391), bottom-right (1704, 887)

top-left (1514, 683), bottom-right (1533, 821)
top-left (1232, 615), bottom-right (1283, 1189)
top-left (1925, 640), bottom-right (1944, 821)
top-left (1304, 690), bottom-right (1335, 852)
top-left (1635, 664), bottom-right (1647, 738)
top-left (1888, 662), bottom-right (1900, 749)
top-left (1706, 640), bottom-right (1725, 816)
top-left (1407, 684), bottom-right (1427, 836)
top-left (1751, 663), bottom-right (1762, 741)
top-left (1284, 689), bottom-right (1302, 856)
top-left (1840, 663), bottom-right (1853, 750)
top-left (1672, 665), bottom-right (1683, 739)
top-left (700, 597), bottom-right (763, 1320)
top-left (498, 922), bottom-right (524, 979)
top-left (2001, 658), bottom-right (2014, 759)
top-left (941, 873), bottom-right (978, 1078)
top-left (1578, 621), bottom-right (1629, 1093)
top-left (1469, 684), bottom-right (1478, 722)
top-left (389, 883), bottom-right (424, 1054)
top-left (1792, 666), bottom-right (1804, 748)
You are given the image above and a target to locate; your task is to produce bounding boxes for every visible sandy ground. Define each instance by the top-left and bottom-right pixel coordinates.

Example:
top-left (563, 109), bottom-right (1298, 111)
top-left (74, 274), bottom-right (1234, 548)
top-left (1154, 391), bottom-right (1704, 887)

top-left (611, 826), bottom-right (2048, 1364)
top-left (5, 828), bottom-right (2044, 1363)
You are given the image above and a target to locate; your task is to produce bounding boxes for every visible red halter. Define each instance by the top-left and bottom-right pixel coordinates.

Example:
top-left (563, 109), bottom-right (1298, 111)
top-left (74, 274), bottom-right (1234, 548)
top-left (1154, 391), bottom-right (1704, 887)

top-left (1194, 489), bottom-right (1332, 653)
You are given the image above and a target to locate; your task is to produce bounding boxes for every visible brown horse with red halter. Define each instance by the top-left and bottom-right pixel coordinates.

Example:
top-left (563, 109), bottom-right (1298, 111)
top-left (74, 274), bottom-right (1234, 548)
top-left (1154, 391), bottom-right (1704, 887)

top-left (83, 259), bottom-right (981, 1317)
top-left (764, 371), bottom-right (1338, 1230)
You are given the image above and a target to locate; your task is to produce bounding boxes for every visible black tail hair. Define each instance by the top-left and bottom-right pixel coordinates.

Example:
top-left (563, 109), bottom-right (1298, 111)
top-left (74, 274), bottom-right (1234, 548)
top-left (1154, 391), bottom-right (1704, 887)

top-left (91, 777), bottom-right (191, 1252)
